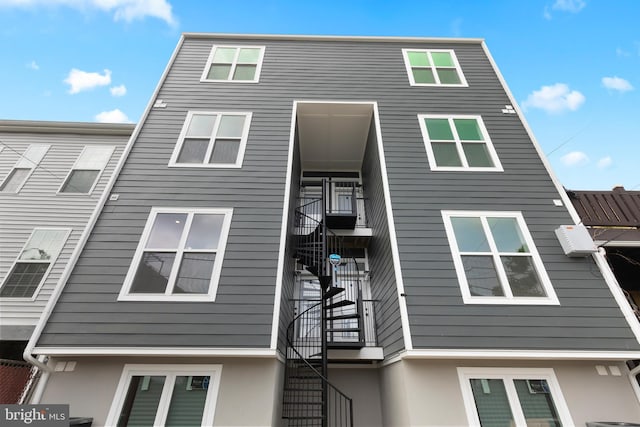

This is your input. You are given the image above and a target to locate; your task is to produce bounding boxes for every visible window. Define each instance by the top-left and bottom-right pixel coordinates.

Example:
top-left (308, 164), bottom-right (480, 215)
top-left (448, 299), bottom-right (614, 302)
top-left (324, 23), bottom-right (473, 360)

top-left (402, 49), bottom-right (467, 86)
top-left (0, 228), bottom-right (70, 298)
top-left (59, 146), bottom-right (115, 194)
top-left (169, 112), bottom-right (252, 168)
top-left (418, 115), bottom-right (502, 171)
top-left (458, 368), bottom-right (573, 427)
top-left (119, 208), bottom-right (233, 301)
top-left (201, 45), bottom-right (265, 83)
top-left (0, 144), bottom-right (50, 192)
top-left (105, 364), bottom-right (222, 427)
top-left (442, 211), bottom-right (558, 304)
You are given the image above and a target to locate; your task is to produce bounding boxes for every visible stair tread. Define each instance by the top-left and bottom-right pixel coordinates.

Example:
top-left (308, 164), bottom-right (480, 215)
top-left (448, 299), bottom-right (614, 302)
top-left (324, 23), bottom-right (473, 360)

top-left (326, 327), bottom-right (361, 332)
top-left (325, 300), bottom-right (355, 310)
top-left (326, 313), bottom-right (360, 321)
top-left (323, 287), bottom-right (345, 299)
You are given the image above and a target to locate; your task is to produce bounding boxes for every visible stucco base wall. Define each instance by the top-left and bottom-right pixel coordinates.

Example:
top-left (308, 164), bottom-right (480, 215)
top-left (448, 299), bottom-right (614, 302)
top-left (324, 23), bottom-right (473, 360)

top-left (381, 358), bottom-right (640, 427)
top-left (38, 356), bottom-right (283, 427)
top-left (329, 366), bottom-right (384, 427)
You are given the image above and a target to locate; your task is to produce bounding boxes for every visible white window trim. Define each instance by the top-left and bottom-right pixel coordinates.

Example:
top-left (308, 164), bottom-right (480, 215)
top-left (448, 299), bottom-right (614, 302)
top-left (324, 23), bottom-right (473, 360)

top-left (442, 211), bottom-right (559, 305)
top-left (105, 364), bottom-right (222, 427)
top-left (168, 111), bottom-right (252, 169)
top-left (457, 367), bottom-right (574, 427)
top-left (56, 145), bottom-right (115, 195)
top-left (0, 144), bottom-right (50, 193)
top-left (200, 45), bottom-right (265, 83)
top-left (418, 114), bottom-right (503, 172)
top-left (0, 227), bottom-right (72, 301)
top-left (118, 207), bottom-right (233, 302)
top-left (402, 48), bottom-right (468, 87)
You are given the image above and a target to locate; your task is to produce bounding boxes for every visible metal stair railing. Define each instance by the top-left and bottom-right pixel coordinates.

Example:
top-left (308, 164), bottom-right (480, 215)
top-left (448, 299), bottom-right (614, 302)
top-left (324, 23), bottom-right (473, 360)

top-left (283, 303), bottom-right (354, 427)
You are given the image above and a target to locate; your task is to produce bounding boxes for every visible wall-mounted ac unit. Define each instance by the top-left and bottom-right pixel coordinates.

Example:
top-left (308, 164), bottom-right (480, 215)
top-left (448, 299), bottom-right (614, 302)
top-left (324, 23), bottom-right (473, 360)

top-left (555, 224), bottom-right (597, 257)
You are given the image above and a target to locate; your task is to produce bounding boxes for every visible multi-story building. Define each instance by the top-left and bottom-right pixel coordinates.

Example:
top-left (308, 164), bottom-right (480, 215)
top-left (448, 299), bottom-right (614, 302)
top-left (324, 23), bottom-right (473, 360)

top-left (22, 34), bottom-right (640, 426)
top-left (0, 120), bottom-right (132, 403)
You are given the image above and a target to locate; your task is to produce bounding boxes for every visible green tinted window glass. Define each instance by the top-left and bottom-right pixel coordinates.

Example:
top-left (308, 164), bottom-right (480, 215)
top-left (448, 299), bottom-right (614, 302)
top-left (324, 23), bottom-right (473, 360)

top-left (412, 68), bottom-right (435, 84)
top-left (207, 64), bottom-right (231, 80)
top-left (463, 143), bottom-right (494, 167)
top-left (217, 115), bottom-right (245, 138)
top-left (425, 119), bottom-right (454, 140)
top-left (514, 379), bottom-right (562, 427)
top-left (187, 115), bottom-right (216, 137)
top-left (488, 218), bottom-right (529, 253)
top-left (164, 376), bottom-right (210, 426)
top-left (451, 217), bottom-right (490, 252)
top-left (233, 64), bottom-right (257, 81)
top-left (408, 51), bottom-right (430, 66)
top-left (431, 51), bottom-right (454, 67)
top-left (454, 119), bottom-right (483, 140)
top-left (433, 142), bottom-right (462, 167)
top-left (469, 379), bottom-right (514, 426)
top-left (117, 376), bottom-right (166, 427)
top-left (212, 47), bottom-right (236, 63)
top-left (437, 68), bottom-right (462, 84)
top-left (238, 48), bottom-right (260, 64)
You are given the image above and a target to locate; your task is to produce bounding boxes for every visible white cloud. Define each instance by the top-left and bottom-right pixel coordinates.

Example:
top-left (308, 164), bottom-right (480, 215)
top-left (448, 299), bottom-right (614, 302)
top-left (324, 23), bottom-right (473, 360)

top-left (552, 0), bottom-right (586, 13)
top-left (110, 84), bottom-right (127, 96)
top-left (26, 60), bottom-right (39, 70)
top-left (95, 108), bottom-right (131, 123)
top-left (543, 6), bottom-right (552, 20)
top-left (616, 47), bottom-right (631, 57)
top-left (602, 76), bottom-right (634, 92)
top-left (561, 151), bottom-right (589, 166)
top-left (0, 0), bottom-right (176, 26)
top-left (597, 156), bottom-right (612, 169)
top-left (522, 83), bottom-right (585, 113)
top-left (64, 68), bottom-right (111, 94)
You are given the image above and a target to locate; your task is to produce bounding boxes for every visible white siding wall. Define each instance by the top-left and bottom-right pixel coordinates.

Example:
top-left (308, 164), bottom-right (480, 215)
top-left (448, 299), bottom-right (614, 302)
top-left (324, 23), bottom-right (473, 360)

top-left (0, 128), bottom-right (129, 340)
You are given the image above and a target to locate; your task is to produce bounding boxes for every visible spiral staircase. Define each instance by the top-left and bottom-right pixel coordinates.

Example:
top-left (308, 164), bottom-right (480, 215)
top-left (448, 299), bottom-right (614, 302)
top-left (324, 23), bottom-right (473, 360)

top-left (282, 180), bottom-right (364, 427)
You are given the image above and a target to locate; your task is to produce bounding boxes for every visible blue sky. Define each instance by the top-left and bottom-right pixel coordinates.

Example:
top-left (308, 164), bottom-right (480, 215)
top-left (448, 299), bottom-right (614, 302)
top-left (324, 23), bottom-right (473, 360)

top-left (0, 0), bottom-right (638, 190)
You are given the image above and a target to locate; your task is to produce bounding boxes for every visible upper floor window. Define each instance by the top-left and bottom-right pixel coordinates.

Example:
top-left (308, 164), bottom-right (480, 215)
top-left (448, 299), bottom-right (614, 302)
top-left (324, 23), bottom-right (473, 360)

top-left (418, 115), bottom-right (502, 172)
top-left (119, 208), bottom-right (233, 302)
top-left (59, 146), bottom-right (115, 194)
top-left (201, 46), bottom-right (265, 83)
top-left (0, 228), bottom-right (70, 299)
top-left (169, 112), bottom-right (252, 168)
top-left (458, 368), bottom-right (573, 427)
top-left (442, 211), bottom-right (558, 305)
top-left (105, 364), bottom-right (222, 427)
top-left (402, 49), bottom-right (467, 86)
top-left (0, 144), bottom-right (50, 193)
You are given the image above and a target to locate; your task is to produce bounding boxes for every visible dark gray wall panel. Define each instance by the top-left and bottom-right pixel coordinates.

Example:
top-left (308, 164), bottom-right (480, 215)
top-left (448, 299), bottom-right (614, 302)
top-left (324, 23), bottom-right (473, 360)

top-left (37, 36), bottom-right (639, 352)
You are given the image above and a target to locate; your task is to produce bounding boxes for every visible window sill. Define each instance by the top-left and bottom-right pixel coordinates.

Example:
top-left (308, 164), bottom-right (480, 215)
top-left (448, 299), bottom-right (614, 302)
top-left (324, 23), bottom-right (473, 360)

top-left (462, 296), bottom-right (560, 305)
top-left (167, 163), bottom-right (243, 169)
top-left (117, 294), bottom-right (216, 302)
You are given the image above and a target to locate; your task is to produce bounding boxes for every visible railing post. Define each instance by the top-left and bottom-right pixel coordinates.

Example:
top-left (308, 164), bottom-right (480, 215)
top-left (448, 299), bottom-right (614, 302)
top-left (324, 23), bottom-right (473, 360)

top-left (321, 178), bottom-right (329, 427)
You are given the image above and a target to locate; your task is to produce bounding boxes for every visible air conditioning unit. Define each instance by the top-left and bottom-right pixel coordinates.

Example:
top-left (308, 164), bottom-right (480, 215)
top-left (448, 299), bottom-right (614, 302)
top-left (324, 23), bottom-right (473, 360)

top-left (555, 224), bottom-right (597, 257)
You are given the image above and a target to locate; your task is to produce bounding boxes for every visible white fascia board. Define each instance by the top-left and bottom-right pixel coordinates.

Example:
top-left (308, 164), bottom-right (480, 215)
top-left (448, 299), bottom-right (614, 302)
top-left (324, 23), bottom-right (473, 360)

top-left (270, 101), bottom-right (298, 350)
top-left (382, 349), bottom-right (640, 366)
top-left (23, 36), bottom-right (188, 372)
top-left (183, 32), bottom-right (484, 44)
top-left (32, 347), bottom-right (278, 358)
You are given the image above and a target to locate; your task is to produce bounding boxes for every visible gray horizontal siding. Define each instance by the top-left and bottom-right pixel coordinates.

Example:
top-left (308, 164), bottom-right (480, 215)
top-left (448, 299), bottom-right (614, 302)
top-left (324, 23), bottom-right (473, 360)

top-left (36, 36), bottom-right (639, 352)
top-left (0, 131), bottom-right (127, 340)
top-left (362, 123), bottom-right (404, 357)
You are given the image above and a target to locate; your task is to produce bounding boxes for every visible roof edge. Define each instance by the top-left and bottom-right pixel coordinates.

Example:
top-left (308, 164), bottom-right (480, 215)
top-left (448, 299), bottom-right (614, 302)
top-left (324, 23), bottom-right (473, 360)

top-left (0, 120), bottom-right (136, 136)
top-left (182, 32), bottom-right (484, 44)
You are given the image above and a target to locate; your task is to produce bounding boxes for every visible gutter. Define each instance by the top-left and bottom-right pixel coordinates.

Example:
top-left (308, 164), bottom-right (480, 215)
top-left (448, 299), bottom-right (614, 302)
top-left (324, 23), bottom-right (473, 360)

top-left (22, 36), bottom-right (186, 381)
